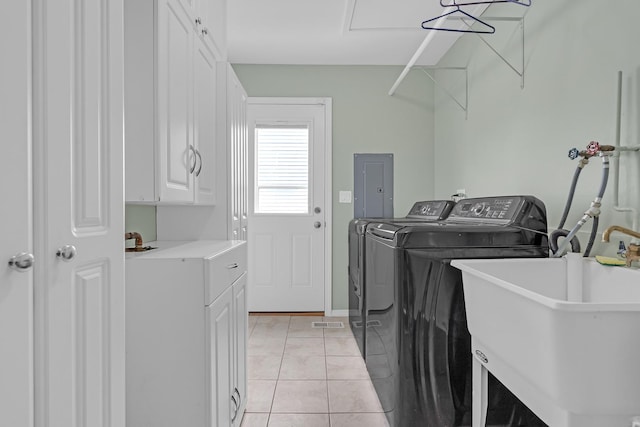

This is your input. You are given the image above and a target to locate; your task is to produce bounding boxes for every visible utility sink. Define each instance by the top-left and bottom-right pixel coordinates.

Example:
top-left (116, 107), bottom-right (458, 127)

top-left (452, 255), bottom-right (640, 427)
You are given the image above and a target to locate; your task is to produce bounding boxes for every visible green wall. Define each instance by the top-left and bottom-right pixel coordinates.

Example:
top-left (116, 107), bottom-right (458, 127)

top-left (432, 1), bottom-right (640, 256)
top-left (125, 205), bottom-right (157, 248)
top-left (232, 65), bottom-right (436, 310)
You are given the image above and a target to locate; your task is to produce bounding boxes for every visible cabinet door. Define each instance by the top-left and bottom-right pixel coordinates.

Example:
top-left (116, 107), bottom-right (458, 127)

top-left (157, 0), bottom-right (195, 203)
top-left (232, 273), bottom-right (248, 425)
top-left (228, 65), bottom-right (245, 240)
top-left (0, 2), bottom-right (34, 426)
top-left (33, 0), bottom-right (126, 424)
top-left (196, 0), bottom-right (227, 59)
top-left (194, 37), bottom-right (217, 205)
top-left (208, 288), bottom-right (234, 427)
top-left (177, 0), bottom-right (198, 22)
top-left (238, 82), bottom-right (249, 240)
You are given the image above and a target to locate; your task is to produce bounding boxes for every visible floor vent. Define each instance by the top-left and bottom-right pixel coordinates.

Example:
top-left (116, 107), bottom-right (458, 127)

top-left (311, 321), bottom-right (344, 329)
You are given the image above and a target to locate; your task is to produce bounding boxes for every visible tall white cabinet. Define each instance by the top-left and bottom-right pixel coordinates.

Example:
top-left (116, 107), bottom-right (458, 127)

top-left (225, 65), bottom-right (249, 240)
top-left (1, 0), bottom-right (126, 426)
top-left (123, 0), bottom-right (249, 425)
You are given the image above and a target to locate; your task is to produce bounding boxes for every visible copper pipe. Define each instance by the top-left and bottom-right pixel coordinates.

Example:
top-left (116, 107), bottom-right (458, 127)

top-left (601, 225), bottom-right (640, 242)
top-left (125, 232), bottom-right (144, 249)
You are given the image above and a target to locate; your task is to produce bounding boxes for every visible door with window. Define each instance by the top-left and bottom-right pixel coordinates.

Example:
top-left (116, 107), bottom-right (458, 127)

top-left (247, 99), bottom-right (330, 312)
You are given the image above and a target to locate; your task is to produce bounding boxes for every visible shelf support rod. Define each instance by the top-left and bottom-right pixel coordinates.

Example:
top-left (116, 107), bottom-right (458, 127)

top-left (388, 17), bottom-right (448, 96)
top-left (418, 67), bottom-right (468, 119)
top-left (473, 17), bottom-right (525, 88)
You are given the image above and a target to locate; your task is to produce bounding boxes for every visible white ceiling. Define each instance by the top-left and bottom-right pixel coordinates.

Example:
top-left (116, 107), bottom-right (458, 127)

top-left (227, 0), bottom-right (485, 66)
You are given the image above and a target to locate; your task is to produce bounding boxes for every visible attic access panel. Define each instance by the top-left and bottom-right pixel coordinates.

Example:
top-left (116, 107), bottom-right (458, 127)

top-left (354, 153), bottom-right (393, 219)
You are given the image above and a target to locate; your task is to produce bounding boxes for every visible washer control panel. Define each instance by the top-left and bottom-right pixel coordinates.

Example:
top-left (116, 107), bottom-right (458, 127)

top-left (448, 196), bottom-right (525, 223)
top-left (406, 200), bottom-right (456, 220)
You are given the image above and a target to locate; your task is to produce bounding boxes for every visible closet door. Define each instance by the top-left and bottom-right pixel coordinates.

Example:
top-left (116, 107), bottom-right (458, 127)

top-left (0, 2), bottom-right (34, 426)
top-left (33, 0), bottom-right (126, 426)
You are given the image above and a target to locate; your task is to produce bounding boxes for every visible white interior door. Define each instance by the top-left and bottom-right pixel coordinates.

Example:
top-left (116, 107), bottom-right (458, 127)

top-left (33, 0), bottom-right (125, 425)
top-left (0, 2), bottom-right (34, 425)
top-left (247, 100), bottom-right (329, 312)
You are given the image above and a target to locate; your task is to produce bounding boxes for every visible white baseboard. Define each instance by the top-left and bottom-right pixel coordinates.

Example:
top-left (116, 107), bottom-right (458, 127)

top-left (325, 309), bottom-right (348, 317)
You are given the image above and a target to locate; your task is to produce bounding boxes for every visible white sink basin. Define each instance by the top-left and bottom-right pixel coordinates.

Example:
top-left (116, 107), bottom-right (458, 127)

top-left (452, 255), bottom-right (640, 427)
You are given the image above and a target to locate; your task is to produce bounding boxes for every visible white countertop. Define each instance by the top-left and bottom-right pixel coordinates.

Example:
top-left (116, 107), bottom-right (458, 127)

top-left (125, 240), bottom-right (246, 260)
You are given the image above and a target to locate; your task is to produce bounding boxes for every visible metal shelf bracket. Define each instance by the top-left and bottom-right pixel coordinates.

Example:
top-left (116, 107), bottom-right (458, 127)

top-left (473, 16), bottom-right (525, 88)
top-left (417, 66), bottom-right (468, 119)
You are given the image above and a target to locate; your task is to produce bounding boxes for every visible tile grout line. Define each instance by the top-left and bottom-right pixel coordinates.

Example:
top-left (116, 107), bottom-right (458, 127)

top-left (267, 315), bottom-right (291, 424)
top-left (323, 325), bottom-right (332, 426)
top-left (249, 316), bottom-right (380, 426)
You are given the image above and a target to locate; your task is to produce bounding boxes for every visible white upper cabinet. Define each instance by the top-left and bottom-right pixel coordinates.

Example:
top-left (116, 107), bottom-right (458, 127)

top-left (176, 0), bottom-right (197, 18)
top-left (157, 0), bottom-right (194, 203)
top-left (177, 0), bottom-right (227, 59)
top-left (125, 0), bottom-right (219, 205)
top-left (199, 0), bottom-right (227, 59)
top-left (194, 36), bottom-right (218, 204)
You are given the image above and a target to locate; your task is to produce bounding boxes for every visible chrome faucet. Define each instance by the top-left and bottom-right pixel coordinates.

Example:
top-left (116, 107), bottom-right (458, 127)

top-left (601, 225), bottom-right (640, 267)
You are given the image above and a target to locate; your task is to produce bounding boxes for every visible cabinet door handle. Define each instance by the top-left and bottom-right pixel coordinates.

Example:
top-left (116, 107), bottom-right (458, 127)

top-left (189, 145), bottom-right (196, 173)
top-left (230, 393), bottom-right (238, 422)
top-left (195, 149), bottom-right (203, 177)
top-left (226, 263), bottom-right (239, 269)
top-left (233, 387), bottom-right (241, 406)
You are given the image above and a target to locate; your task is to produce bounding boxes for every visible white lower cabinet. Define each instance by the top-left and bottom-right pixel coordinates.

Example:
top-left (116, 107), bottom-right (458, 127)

top-left (232, 275), bottom-right (248, 424)
top-left (208, 273), bottom-right (247, 426)
top-left (126, 240), bottom-right (247, 427)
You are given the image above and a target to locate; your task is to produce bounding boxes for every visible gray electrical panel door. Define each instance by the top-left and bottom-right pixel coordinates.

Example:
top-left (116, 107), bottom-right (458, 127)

top-left (354, 153), bottom-right (393, 218)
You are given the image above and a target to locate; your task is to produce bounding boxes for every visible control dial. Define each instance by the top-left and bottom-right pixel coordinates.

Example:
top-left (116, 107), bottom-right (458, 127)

top-left (472, 202), bottom-right (488, 216)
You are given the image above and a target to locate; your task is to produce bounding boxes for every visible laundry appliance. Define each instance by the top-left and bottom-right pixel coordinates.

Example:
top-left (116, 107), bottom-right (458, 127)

top-left (364, 195), bottom-right (548, 427)
top-left (348, 200), bottom-right (455, 358)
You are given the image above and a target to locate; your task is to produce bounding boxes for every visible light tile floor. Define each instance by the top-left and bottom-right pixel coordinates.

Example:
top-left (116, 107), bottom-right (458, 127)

top-left (240, 315), bottom-right (390, 427)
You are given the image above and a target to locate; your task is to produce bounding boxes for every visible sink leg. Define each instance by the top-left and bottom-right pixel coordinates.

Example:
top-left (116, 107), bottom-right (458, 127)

top-left (472, 356), bottom-right (488, 427)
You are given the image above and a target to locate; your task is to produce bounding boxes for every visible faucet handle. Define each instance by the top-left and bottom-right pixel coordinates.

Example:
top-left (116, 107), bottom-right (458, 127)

top-left (568, 148), bottom-right (580, 160)
top-left (617, 240), bottom-right (627, 256)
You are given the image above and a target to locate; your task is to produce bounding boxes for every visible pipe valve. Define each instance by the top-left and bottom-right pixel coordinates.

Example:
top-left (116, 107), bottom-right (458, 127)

top-left (586, 141), bottom-right (601, 156)
top-left (568, 148), bottom-right (580, 160)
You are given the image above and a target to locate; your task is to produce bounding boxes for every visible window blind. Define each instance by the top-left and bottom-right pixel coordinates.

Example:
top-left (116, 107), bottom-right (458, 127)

top-left (255, 125), bottom-right (309, 214)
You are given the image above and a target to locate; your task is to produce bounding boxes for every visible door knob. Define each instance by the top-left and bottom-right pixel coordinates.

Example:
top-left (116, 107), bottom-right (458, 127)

top-left (314, 221), bottom-right (322, 229)
top-left (314, 207), bottom-right (322, 214)
top-left (56, 245), bottom-right (77, 262)
top-left (8, 252), bottom-right (34, 272)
